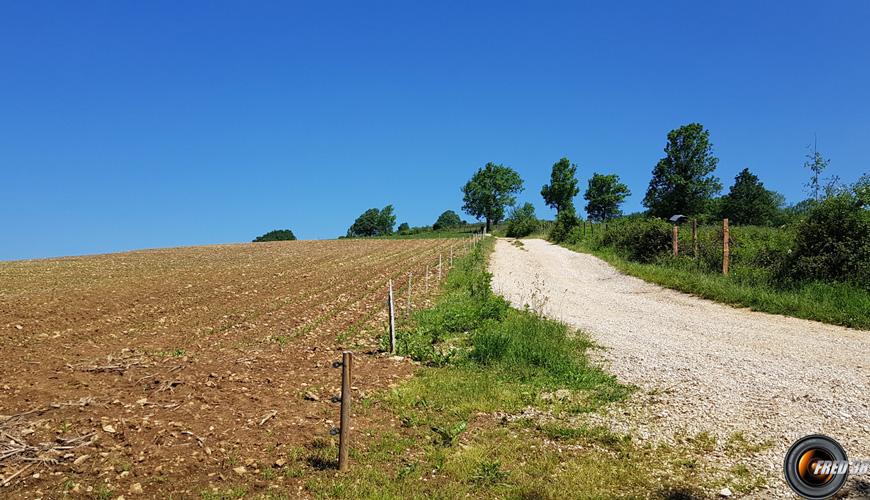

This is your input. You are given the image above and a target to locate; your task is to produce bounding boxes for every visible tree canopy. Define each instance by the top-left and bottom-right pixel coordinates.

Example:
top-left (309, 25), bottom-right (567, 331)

top-left (461, 162), bottom-right (523, 232)
top-left (346, 205), bottom-right (396, 237)
top-left (253, 229), bottom-right (297, 242)
top-left (719, 168), bottom-right (781, 225)
top-left (541, 157), bottom-right (579, 215)
top-left (584, 173), bottom-right (631, 222)
top-left (433, 210), bottom-right (463, 230)
top-left (643, 123), bottom-right (722, 218)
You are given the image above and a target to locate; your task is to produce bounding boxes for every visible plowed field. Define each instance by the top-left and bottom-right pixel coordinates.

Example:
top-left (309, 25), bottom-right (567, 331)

top-left (0, 239), bottom-right (465, 497)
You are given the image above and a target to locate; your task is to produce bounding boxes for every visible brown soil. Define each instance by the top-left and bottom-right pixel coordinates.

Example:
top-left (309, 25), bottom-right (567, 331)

top-left (0, 239), bottom-right (463, 498)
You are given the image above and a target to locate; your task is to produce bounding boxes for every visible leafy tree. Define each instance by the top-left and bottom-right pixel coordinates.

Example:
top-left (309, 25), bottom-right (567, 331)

top-left (253, 229), bottom-right (296, 242)
top-left (803, 142), bottom-right (831, 201)
top-left (461, 162), bottom-right (524, 232)
top-left (433, 210), bottom-right (462, 230)
top-left (719, 168), bottom-right (781, 225)
top-left (377, 205), bottom-right (396, 235)
top-left (347, 205), bottom-right (395, 237)
top-left (541, 158), bottom-right (580, 215)
top-left (643, 123), bottom-right (722, 218)
top-left (584, 173), bottom-right (631, 222)
top-left (505, 202), bottom-right (539, 237)
top-left (397, 222), bottom-right (410, 233)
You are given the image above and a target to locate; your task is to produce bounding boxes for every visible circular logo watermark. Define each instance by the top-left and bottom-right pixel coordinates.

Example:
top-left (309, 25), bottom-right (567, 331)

top-left (783, 434), bottom-right (850, 499)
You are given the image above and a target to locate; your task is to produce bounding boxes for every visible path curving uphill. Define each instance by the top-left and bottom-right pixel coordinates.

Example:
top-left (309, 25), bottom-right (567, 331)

top-left (490, 238), bottom-right (870, 497)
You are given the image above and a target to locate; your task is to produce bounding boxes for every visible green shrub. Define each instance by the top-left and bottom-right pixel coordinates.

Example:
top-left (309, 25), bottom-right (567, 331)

top-left (505, 203), bottom-right (539, 238)
top-left (595, 217), bottom-right (672, 263)
top-left (784, 193), bottom-right (870, 289)
top-left (549, 211), bottom-right (579, 243)
top-left (253, 229), bottom-right (296, 242)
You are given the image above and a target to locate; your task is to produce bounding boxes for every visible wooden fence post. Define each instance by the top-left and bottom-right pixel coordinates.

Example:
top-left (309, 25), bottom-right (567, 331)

top-left (672, 225), bottom-right (679, 256)
top-left (337, 351), bottom-right (353, 472)
top-left (583, 221), bottom-right (586, 238)
top-left (450, 247), bottom-right (453, 266)
top-left (692, 219), bottom-right (698, 259)
top-left (388, 280), bottom-right (396, 354)
top-left (425, 264), bottom-right (429, 293)
top-left (722, 218), bottom-right (730, 275)
top-left (438, 254), bottom-right (442, 280)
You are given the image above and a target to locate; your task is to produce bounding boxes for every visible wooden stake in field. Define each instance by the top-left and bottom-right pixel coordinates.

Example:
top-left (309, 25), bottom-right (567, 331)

top-left (406, 272), bottom-right (412, 316)
top-left (425, 264), bottom-right (430, 293)
top-left (450, 247), bottom-right (453, 266)
top-left (387, 280), bottom-right (396, 354)
top-left (722, 218), bottom-right (730, 275)
top-left (692, 219), bottom-right (698, 259)
top-left (337, 351), bottom-right (353, 472)
top-left (438, 254), bottom-right (442, 280)
top-left (672, 225), bottom-right (679, 256)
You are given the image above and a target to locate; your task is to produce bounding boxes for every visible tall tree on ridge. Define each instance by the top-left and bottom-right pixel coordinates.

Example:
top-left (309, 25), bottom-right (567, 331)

top-left (541, 157), bottom-right (580, 216)
top-left (643, 123), bottom-right (721, 217)
top-left (461, 162), bottom-right (524, 232)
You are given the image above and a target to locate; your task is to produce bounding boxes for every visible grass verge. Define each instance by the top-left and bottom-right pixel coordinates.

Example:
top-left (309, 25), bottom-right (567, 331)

top-left (563, 241), bottom-right (870, 330)
top-left (295, 237), bottom-right (766, 498)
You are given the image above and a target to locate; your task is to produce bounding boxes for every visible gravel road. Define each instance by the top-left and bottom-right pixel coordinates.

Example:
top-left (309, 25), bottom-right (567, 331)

top-left (490, 238), bottom-right (870, 497)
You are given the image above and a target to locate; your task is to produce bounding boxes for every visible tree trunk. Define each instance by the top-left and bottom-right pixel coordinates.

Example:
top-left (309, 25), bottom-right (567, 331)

top-left (485, 218), bottom-right (491, 233)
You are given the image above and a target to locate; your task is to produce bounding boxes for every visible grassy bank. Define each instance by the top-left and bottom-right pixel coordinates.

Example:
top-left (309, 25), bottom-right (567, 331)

top-left (561, 229), bottom-right (870, 330)
top-left (298, 237), bottom-right (767, 498)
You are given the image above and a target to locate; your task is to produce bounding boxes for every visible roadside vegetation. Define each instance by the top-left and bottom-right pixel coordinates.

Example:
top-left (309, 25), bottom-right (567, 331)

top-left (447, 122), bottom-right (870, 330)
top-left (539, 125), bottom-right (870, 329)
top-left (301, 238), bottom-right (767, 498)
top-left (338, 122), bottom-right (869, 331)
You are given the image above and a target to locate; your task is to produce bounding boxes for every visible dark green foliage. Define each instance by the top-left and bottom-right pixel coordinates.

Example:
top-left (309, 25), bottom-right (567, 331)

top-left (253, 229), bottom-right (297, 242)
top-left (433, 210), bottom-right (463, 230)
top-left (643, 123), bottom-right (722, 218)
top-left (347, 205), bottom-right (396, 237)
top-left (505, 203), bottom-right (539, 238)
top-left (719, 168), bottom-right (781, 225)
top-left (541, 158), bottom-right (580, 214)
top-left (462, 163), bottom-right (524, 232)
top-left (549, 210), bottom-right (579, 243)
top-left (594, 217), bottom-right (672, 263)
top-left (584, 173), bottom-right (631, 222)
top-left (784, 192), bottom-right (870, 288)
top-left (397, 222), bottom-right (410, 233)
top-left (778, 198), bottom-right (818, 225)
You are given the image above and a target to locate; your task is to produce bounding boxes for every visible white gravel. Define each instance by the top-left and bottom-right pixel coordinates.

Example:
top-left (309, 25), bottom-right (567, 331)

top-left (490, 238), bottom-right (870, 497)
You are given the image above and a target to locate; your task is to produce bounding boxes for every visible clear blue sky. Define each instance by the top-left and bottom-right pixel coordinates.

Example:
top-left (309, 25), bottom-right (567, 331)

top-left (2, 1), bottom-right (868, 260)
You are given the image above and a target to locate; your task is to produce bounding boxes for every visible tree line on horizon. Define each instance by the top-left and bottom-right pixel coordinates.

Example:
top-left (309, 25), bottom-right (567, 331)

top-left (257, 122), bottom-right (867, 250)
top-left (453, 122), bottom-right (867, 238)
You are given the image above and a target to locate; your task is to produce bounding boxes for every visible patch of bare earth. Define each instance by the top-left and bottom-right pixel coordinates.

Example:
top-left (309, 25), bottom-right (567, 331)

top-left (0, 239), bottom-right (464, 497)
top-left (490, 238), bottom-right (870, 498)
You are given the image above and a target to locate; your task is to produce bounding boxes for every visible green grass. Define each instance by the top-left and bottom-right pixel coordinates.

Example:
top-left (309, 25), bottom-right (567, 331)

top-left (564, 241), bottom-right (870, 329)
top-left (297, 237), bottom-right (767, 498)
